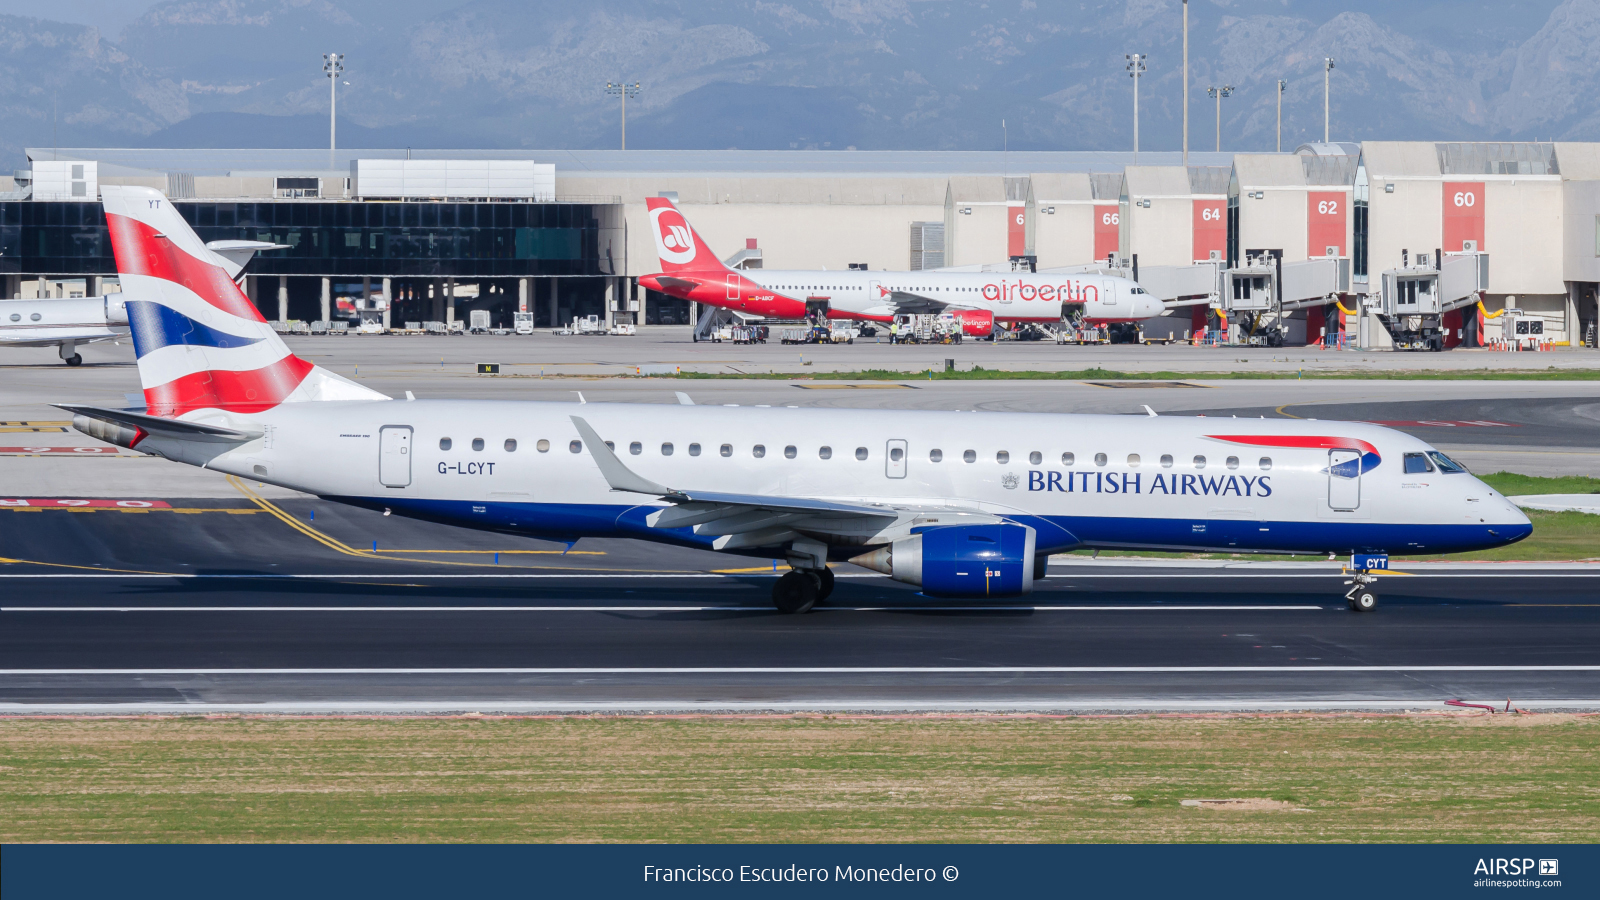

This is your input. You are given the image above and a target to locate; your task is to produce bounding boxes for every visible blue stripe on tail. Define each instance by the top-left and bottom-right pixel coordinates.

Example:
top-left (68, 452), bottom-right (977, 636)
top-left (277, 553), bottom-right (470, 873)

top-left (126, 300), bottom-right (265, 359)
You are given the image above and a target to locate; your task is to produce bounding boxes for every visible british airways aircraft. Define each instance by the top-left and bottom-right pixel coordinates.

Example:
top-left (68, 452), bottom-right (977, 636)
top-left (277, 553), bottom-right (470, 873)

top-left (65, 186), bottom-right (1530, 614)
top-left (636, 198), bottom-right (1164, 336)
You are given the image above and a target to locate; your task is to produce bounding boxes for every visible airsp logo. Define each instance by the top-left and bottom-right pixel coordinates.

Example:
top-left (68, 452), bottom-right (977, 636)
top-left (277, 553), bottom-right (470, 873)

top-left (1001, 473), bottom-right (1020, 490)
top-left (650, 206), bottom-right (698, 266)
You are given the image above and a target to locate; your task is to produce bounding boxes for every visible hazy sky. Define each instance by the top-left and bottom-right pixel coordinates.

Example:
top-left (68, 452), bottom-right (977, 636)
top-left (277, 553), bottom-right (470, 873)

top-left (0, 1), bottom-right (158, 33)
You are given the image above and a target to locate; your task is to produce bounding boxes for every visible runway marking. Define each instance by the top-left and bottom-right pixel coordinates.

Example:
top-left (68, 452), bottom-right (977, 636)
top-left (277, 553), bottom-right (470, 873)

top-left (0, 571), bottom-right (1593, 580)
top-left (0, 605), bottom-right (1326, 613)
top-left (2, 666), bottom-right (1596, 675)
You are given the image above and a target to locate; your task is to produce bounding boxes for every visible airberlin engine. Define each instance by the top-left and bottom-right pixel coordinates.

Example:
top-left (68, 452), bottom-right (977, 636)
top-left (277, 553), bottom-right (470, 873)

top-left (851, 523), bottom-right (1036, 598)
top-left (948, 308), bottom-right (994, 337)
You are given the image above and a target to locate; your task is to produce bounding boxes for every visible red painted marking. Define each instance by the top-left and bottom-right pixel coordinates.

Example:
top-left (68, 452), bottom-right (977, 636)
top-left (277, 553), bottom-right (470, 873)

top-left (1307, 191), bottom-right (1346, 258)
top-left (1443, 182), bottom-right (1485, 253)
top-left (1007, 204), bottom-right (1026, 257)
top-left (1093, 205), bottom-right (1119, 261)
top-left (0, 446), bottom-right (128, 454)
top-left (0, 498), bottom-right (172, 508)
top-left (1206, 434), bottom-right (1380, 457)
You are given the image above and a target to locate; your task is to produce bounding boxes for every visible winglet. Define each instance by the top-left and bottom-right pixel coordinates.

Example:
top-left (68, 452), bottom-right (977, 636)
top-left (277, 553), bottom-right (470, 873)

top-left (675, 391), bottom-right (694, 406)
top-left (570, 416), bottom-right (674, 496)
top-left (1143, 405), bottom-right (1158, 417)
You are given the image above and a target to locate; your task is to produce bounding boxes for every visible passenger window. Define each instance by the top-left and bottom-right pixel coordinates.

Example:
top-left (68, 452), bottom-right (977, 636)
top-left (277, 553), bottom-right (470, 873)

top-left (1226, 456), bottom-right (1239, 470)
top-left (929, 449), bottom-right (943, 462)
top-left (537, 439), bottom-right (550, 453)
top-left (855, 447), bottom-right (868, 460)
top-left (1403, 452), bottom-right (1434, 474)
top-left (472, 438), bottom-right (485, 451)
top-left (1062, 452), bottom-right (1075, 466)
top-left (1094, 453), bottom-right (1107, 466)
top-left (720, 444), bottom-right (732, 457)
top-left (662, 442), bottom-right (674, 456)
top-left (629, 442), bottom-right (642, 455)
top-left (890, 447), bottom-right (904, 462)
top-left (689, 443), bottom-right (701, 457)
top-left (440, 437), bottom-right (452, 450)
top-left (963, 449), bottom-right (976, 463)
top-left (1161, 454), bottom-right (1173, 468)
top-left (996, 450), bottom-right (1010, 464)
top-left (1193, 455), bottom-right (1207, 469)
top-left (753, 444), bottom-right (766, 458)
top-left (1127, 453), bottom-right (1140, 467)
top-left (1259, 457), bottom-right (1271, 470)
top-left (569, 440), bottom-right (582, 453)
top-left (819, 446), bottom-right (832, 459)
top-left (605, 442), bottom-right (614, 451)
top-left (784, 445), bottom-right (797, 459)
top-left (504, 439), bottom-right (517, 452)
top-left (1029, 451), bottom-right (1042, 465)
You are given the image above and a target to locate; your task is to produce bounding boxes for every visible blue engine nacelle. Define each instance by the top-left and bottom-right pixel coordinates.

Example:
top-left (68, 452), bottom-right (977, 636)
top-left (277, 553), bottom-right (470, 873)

top-left (851, 523), bottom-right (1036, 598)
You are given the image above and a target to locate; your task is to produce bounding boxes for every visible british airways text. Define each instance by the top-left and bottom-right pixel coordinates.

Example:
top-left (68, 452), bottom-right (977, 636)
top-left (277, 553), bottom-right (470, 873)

top-left (1028, 471), bottom-right (1273, 496)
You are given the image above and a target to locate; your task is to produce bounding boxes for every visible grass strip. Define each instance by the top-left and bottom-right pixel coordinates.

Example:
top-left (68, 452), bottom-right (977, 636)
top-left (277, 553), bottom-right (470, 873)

top-left (2, 715), bottom-right (1596, 843)
top-left (658, 366), bottom-right (1600, 382)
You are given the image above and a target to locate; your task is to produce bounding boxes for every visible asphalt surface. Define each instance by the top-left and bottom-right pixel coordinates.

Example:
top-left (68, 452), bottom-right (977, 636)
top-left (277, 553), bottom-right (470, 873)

top-left (3, 497), bottom-right (1598, 712)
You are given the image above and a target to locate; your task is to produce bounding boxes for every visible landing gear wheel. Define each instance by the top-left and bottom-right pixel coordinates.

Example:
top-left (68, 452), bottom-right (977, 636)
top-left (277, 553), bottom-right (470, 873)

top-left (1349, 590), bottom-right (1378, 612)
top-left (772, 570), bottom-right (818, 614)
top-left (65, 354), bottom-right (83, 367)
top-left (812, 567), bottom-right (835, 601)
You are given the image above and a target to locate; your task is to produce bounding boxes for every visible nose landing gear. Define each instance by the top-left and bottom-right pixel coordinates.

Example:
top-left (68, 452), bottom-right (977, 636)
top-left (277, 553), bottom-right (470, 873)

top-left (1342, 553), bottom-right (1387, 612)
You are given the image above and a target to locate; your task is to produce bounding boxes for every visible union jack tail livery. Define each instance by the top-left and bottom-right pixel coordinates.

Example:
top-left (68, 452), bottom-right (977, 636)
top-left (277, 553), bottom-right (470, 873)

top-left (101, 186), bottom-right (385, 418)
top-left (646, 197), bottom-right (726, 274)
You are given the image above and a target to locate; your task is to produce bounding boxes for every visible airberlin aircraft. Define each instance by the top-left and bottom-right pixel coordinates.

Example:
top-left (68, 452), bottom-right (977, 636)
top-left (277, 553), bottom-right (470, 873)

top-left (65, 186), bottom-right (1529, 613)
top-left (636, 198), bottom-right (1164, 335)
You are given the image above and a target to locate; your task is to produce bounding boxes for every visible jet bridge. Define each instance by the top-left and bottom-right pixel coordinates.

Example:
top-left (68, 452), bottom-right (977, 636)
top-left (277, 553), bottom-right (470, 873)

top-left (1215, 254), bottom-right (1350, 347)
top-left (1376, 251), bottom-right (1488, 351)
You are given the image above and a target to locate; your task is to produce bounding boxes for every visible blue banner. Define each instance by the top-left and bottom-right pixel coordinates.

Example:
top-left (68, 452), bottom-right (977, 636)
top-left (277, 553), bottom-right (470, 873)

top-left (3, 844), bottom-right (1593, 899)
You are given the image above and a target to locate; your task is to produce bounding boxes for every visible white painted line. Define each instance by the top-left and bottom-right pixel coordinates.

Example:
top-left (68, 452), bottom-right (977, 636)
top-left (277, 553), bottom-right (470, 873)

top-left (0, 571), bottom-right (1594, 579)
top-left (2, 665), bottom-right (1596, 675)
top-left (0, 605), bottom-right (1325, 613)
top-left (8, 699), bottom-right (1600, 713)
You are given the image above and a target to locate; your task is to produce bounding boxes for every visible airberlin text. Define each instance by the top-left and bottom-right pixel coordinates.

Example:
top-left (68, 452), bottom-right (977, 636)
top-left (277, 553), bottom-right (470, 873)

top-left (642, 864), bottom-right (942, 884)
top-left (1028, 470), bottom-right (1273, 497)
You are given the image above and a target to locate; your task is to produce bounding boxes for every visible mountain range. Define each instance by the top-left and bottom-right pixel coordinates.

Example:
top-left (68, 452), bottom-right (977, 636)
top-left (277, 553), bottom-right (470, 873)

top-left (2, 0), bottom-right (1598, 169)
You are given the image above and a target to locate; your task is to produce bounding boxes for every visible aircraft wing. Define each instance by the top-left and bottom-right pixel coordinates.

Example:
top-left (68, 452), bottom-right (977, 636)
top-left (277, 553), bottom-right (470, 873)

top-left (882, 290), bottom-right (949, 315)
top-left (571, 415), bottom-right (998, 550)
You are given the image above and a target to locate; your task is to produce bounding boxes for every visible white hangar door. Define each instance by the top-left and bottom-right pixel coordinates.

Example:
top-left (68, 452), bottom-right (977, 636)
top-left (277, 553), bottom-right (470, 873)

top-left (379, 426), bottom-right (413, 488)
top-left (1327, 448), bottom-right (1361, 510)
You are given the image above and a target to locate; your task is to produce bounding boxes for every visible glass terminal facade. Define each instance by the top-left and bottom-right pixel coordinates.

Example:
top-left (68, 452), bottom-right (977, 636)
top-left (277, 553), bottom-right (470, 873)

top-left (0, 200), bottom-right (625, 279)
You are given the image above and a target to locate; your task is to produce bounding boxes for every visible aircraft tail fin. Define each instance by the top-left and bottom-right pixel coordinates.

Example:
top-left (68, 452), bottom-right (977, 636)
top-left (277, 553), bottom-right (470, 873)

top-left (644, 196), bottom-right (728, 274)
top-left (99, 185), bottom-right (386, 418)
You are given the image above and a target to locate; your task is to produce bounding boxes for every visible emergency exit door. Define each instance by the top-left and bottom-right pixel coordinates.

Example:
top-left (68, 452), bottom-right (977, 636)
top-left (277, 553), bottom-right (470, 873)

top-left (1327, 448), bottom-right (1361, 510)
top-left (885, 439), bottom-right (907, 478)
top-left (379, 426), bottom-right (412, 488)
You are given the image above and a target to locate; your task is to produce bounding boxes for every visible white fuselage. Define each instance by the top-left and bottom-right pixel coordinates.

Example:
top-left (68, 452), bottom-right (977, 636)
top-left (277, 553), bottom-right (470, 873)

top-left (744, 270), bottom-right (1163, 323)
top-left (0, 296), bottom-right (128, 349)
top-left (151, 400), bottom-right (1531, 558)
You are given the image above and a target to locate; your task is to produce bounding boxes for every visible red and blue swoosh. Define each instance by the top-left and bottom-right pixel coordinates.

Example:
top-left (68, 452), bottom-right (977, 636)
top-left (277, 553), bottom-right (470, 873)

top-left (1207, 434), bottom-right (1382, 474)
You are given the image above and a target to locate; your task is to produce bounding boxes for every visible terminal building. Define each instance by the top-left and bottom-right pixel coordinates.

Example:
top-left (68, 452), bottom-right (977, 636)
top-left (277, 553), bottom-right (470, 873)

top-left (7, 143), bottom-right (1600, 347)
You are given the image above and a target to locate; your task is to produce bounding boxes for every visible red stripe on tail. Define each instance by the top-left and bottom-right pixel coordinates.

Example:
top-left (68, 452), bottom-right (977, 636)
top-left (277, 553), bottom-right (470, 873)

top-left (107, 213), bottom-right (265, 322)
top-left (144, 354), bottom-right (315, 417)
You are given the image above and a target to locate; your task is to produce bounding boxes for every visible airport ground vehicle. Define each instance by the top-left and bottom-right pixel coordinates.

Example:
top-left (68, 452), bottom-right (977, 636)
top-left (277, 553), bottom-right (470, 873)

top-left (67, 187), bottom-right (1534, 614)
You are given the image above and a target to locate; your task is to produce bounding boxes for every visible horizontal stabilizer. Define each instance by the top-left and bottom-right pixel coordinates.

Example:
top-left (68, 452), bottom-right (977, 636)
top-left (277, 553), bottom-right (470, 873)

top-left (57, 404), bottom-right (262, 443)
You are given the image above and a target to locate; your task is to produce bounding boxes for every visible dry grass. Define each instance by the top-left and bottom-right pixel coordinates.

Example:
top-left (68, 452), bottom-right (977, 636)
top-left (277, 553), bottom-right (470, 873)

top-left (2, 714), bottom-right (1597, 843)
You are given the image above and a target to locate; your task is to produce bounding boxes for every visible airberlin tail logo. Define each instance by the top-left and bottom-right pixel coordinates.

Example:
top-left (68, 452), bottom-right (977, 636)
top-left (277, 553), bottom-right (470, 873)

top-left (650, 206), bottom-right (698, 266)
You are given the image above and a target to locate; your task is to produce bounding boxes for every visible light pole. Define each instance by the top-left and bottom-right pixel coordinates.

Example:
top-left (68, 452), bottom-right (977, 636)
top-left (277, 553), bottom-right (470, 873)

top-left (1126, 54), bottom-right (1146, 163)
top-left (1323, 58), bottom-right (1335, 143)
top-left (1207, 84), bottom-right (1234, 152)
top-left (323, 53), bottom-right (343, 169)
top-left (1182, 0), bottom-right (1189, 166)
top-left (1277, 79), bottom-right (1286, 152)
top-left (605, 81), bottom-right (642, 150)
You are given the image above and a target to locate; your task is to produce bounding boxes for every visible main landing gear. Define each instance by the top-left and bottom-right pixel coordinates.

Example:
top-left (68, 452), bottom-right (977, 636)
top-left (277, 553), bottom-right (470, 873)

top-left (772, 567), bottom-right (834, 614)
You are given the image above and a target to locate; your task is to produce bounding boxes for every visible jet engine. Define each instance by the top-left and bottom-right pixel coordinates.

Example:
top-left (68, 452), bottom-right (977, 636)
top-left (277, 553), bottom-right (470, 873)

top-left (851, 523), bottom-right (1036, 597)
top-left (948, 308), bottom-right (994, 337)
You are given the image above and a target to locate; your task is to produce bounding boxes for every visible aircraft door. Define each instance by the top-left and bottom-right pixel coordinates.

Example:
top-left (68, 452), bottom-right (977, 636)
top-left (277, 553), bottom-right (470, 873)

top-left (726, 274), bottom-right (740, 301)
top-left (379, 426), bottom-right (412, 488)
top-left (870, 279), bottom-right (882, 306)
top-left (885, 439), bottom-right (907, 478)
top-left (1327, 448), bottom-right (1361, 510)
top-left (1103, 280), bottom-right (1119, 306)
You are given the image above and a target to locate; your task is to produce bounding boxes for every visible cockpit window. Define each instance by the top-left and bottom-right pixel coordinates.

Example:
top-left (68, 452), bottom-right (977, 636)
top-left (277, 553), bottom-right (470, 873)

top-left (1403, 452), bottom-right (1435, 474)
top-left (1426, 450), bottom-right (1469, 474)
